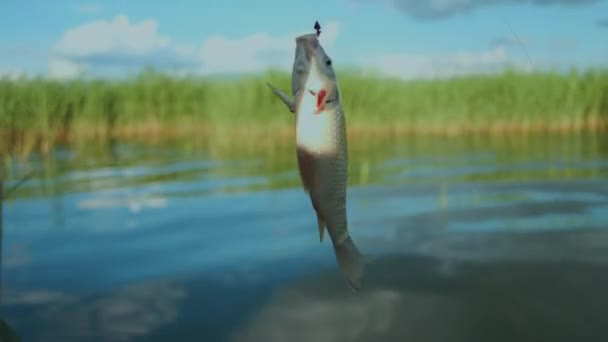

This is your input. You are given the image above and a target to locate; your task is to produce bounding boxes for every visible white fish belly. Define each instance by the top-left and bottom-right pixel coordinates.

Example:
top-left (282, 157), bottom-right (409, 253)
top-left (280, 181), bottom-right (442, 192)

top-left (296, 96), bottom-right (336, 155)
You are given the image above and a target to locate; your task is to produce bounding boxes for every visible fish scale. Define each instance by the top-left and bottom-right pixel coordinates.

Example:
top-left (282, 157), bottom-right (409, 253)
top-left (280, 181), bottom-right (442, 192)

top-left (317, 107), bottom-right (349, 245)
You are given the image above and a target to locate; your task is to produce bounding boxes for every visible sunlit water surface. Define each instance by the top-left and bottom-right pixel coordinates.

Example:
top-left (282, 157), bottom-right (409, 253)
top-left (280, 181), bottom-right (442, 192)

top-left (2, 133), bottom-right (608, 342)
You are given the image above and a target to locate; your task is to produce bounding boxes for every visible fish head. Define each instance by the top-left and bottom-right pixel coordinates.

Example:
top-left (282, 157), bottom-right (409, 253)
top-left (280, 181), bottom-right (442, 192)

top-left (291, 34), bottom-right (313, 98)
top-left (293, 33), bottom-right (340, 114)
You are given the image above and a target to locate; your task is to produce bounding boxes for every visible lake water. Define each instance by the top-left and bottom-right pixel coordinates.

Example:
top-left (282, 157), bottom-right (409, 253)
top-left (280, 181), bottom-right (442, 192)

top-left (2, 133), bottom-right (608, 342)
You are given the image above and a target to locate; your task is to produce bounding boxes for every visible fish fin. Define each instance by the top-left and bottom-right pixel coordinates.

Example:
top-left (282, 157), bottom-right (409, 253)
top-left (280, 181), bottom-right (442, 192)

top-left (332, 235), bottom-right (365, 292)
top-left (266, 82), bottom-right (295, 113)
top-left (317, 215), bottom-right (326, 242)
top-left (309, 193), bottom-right (325, 242)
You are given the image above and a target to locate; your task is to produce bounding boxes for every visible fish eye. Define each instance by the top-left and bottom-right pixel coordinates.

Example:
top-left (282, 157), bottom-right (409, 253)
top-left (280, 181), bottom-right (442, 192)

top-left (326, 59), bottom-right (332, 66)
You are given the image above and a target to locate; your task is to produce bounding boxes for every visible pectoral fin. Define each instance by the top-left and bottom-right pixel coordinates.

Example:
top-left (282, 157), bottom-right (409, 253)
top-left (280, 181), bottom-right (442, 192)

top-left (266, 82), bottom-right (295, 113)
top-left (317, 215), bottom-right (326, 242)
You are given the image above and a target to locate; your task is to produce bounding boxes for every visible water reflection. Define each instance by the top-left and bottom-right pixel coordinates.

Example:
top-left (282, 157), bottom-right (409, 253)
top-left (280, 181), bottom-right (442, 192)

top-left (235, 252), bottom-right (608, 342)
top-left (3, 133), bottom-right (608, 201)
top-left (0, 318), bottom-right (20, 342)
top-left (3, 263), bottom-right (295, 342)
top-left (2, 176), bottom-right (22, 341)
top-left (1, 133), bottom-right (608, 341)
top-left (5, 225), bottom-right (608, 342)
top-left (5, 281), bottom-right (185, 342)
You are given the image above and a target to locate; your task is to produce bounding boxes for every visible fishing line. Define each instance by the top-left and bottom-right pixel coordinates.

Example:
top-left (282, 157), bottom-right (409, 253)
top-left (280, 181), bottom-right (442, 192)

top-left (499, 14), bottom-right (534, 71)
top-left (2, 171), bottom-right (33, 199)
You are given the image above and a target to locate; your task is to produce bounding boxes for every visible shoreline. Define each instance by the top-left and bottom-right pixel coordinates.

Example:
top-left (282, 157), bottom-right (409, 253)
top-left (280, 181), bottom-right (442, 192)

top-left (1, 118), bottom-right (606, 158)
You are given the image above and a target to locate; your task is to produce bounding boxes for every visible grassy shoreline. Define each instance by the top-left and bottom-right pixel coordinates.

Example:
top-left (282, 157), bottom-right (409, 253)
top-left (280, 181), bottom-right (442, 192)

top-left (1, 67), bottom-right (607, 155)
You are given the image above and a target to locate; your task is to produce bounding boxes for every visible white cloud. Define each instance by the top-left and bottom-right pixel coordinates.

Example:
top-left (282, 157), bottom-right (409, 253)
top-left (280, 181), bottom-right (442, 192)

top-left (199, 33), bottom-right (292, 74)
top-left (198, 21), bottom-right (341, 75)
top-left (46, 16), bottom-right (534, 80)
top-left (49, 58), bottom-right (86, 79)
top-left (54, 15), bottom-right (171, 58)
top-left (358, 46), bottom-right (530, 79)
top-left (0, 68), bottom-right (26, 80)
top-left (50, 15), bottom-right (196, 78)
top-left (73, 3), bottom-right (102, 14)
top-left (353, 0), bottom-right (601, 19)
top-left (319, 21), bottom-right (340, 48)
top-left (49, 15), bottom-right (337, 78)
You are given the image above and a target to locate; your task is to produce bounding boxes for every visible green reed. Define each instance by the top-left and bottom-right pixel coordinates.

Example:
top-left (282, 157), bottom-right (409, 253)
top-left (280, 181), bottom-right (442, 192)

top-left (1, 66), bottom-right (607, 143)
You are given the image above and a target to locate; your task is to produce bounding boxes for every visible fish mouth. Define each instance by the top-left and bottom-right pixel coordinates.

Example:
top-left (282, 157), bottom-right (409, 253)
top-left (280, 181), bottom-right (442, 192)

top-left (296, 34), bottom-right (319, 61)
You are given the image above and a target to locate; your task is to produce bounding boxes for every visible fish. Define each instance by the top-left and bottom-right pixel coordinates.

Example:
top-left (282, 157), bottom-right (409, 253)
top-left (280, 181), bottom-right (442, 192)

top-left (267, 32), bottom-right (365, 291)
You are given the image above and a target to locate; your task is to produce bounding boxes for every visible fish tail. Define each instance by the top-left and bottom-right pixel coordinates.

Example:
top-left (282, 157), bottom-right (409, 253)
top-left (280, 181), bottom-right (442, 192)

top-left (332, 235), bottom-right (365, 292)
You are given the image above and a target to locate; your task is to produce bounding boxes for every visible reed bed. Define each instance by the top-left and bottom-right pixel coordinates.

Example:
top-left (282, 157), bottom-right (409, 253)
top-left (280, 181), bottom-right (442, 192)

top-left (1, 67), bottom-right (607, 156)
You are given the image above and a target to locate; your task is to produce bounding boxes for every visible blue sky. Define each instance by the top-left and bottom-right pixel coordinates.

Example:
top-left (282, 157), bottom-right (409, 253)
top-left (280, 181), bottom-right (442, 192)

top-left (1, 0), bottom-right (607, 79)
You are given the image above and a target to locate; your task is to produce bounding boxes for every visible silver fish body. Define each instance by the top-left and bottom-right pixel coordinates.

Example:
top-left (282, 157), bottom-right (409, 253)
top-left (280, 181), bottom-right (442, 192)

top-left (267, 32), bottom-right (365, 291)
